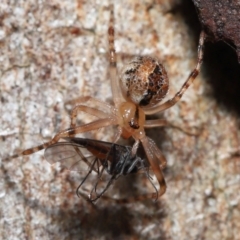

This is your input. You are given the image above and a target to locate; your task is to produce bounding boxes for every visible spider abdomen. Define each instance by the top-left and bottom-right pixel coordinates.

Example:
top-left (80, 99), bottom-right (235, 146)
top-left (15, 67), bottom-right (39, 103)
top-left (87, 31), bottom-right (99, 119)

top-left (120, 56), bottom-right (169, 107)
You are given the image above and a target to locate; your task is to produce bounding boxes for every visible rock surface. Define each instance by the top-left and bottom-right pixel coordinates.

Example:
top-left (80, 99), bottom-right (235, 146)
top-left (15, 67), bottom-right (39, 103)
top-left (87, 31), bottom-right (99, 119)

top-left (0, 0), bottom-right (239, 239)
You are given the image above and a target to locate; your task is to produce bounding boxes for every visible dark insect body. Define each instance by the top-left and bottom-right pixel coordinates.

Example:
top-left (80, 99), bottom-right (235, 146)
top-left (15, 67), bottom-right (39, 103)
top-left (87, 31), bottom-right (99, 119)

top-left (45, 137), bottom-right (154, 202)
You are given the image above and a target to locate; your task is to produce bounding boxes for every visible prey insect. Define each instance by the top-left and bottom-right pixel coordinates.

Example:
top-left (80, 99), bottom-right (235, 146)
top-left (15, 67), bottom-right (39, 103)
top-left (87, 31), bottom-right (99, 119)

top-left (44, 137), bottom-right (155, 202)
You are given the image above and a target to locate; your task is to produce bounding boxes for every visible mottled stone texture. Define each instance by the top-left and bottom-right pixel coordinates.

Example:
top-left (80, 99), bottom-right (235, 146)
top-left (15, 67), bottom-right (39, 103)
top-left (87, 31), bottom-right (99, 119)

top-left (0, 0), bottom-right (239, 239)
top-left (193, 0), bottom-right (240, 63)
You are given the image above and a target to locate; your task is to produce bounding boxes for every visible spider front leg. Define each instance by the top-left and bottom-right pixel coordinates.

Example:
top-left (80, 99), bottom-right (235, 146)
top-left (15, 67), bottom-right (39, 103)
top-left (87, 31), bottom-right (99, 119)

top-left (141, 136), bottom-right (167, 199)
top-left (65, 96), bottom-right (115, 129)
top-left (130, 137), bottom-right (167, 199)
top-left (3, 118), bottom-right (117, 160)
top-left (144, 31), bottom-right (206, 115)
top-left (108, 3), bottom-right (123, 108)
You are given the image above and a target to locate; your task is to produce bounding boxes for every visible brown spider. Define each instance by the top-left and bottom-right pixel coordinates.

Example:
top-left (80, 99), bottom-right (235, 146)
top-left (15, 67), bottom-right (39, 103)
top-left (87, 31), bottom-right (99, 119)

top-left (4, 4), bottom-right (205, 201)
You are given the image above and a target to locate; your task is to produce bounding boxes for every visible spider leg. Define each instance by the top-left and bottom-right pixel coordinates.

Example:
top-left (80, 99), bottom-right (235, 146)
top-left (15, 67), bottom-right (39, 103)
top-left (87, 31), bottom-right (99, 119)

top-left (65, 96), bottom-right (114, 115)
top-left (3, 118), bottom-right (117, 160)
top-left (67, 97), bottom-right (115, 131)
top-left (70, 105), bottom-right (111, 129)
top-left (146, 137), bottom-right (167, 169)
top-left (110, 126), bottom-right (123, 144)
top-left (144, 119), bottom-right (168, 128)
top-left (108, 3), bottom-right (122, 107)
top-left (145, 119), bottom-right (202, 136)
top-left (131, 139), bottom-right (140, 156)
top-left (144, 31), bottom-right (206, 115)
top-left (67, 99), bottom-right (116, 162)
top-left (141, 136), bottom-right (167, 198)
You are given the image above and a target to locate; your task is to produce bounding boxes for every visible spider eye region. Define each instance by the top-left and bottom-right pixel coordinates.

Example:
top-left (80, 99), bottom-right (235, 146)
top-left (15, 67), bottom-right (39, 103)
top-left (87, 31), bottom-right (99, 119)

top-left (119, 102), bottom-right (145, 138)
top-left (120, 56), bottom-right (169, 107)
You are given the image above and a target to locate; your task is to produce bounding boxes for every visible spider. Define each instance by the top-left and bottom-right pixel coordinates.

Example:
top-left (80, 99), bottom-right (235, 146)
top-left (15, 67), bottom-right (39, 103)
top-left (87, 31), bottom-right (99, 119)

top-left (4, 4), bottom-right (205, 201)
top-left (44, 137), bottom-right (153, 202)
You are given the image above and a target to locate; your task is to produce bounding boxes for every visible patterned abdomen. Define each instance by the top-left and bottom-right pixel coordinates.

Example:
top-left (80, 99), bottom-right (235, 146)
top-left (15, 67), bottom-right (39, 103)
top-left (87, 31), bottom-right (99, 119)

top-left (120, 56), bottom-right (169, 107)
